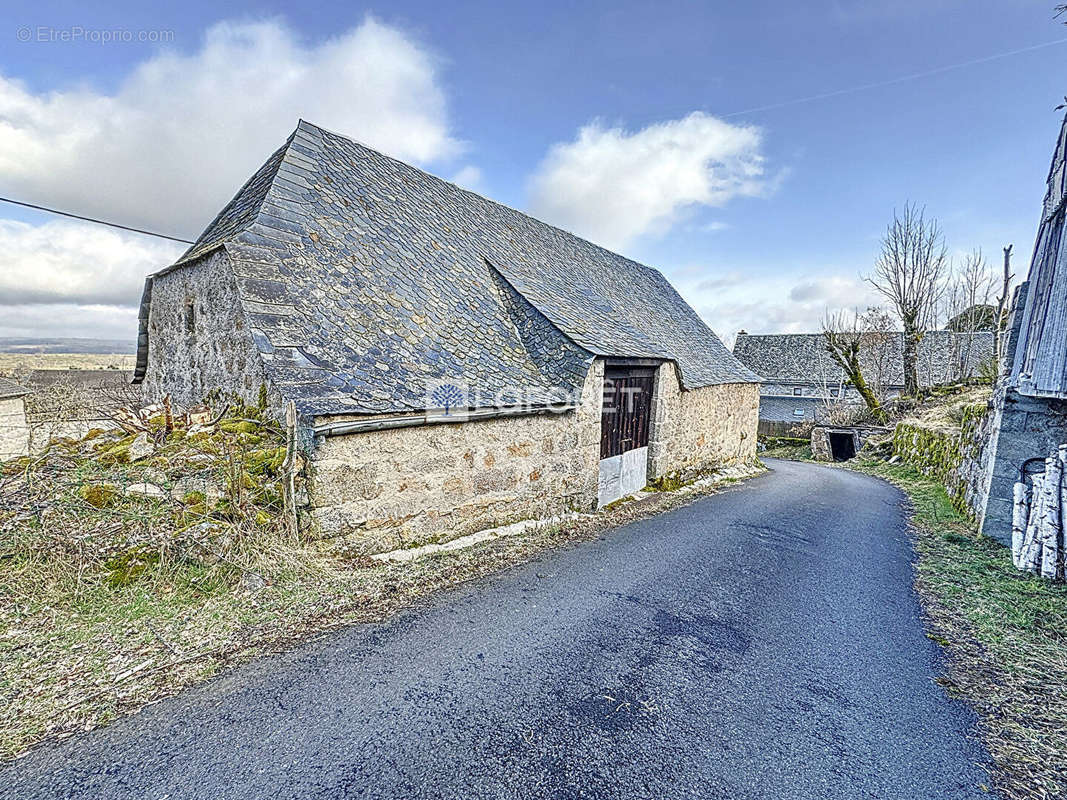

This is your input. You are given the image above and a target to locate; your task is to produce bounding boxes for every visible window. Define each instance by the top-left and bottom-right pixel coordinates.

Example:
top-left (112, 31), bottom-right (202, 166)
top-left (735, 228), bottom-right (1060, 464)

top-left (793, 387), bottom-right (802, 396)
top-left (830, 387), bottom-right (839, 397)
top-left (793, 408), bottom-right (805, 417)
top-left (184, 301), bottom-right (195, 333)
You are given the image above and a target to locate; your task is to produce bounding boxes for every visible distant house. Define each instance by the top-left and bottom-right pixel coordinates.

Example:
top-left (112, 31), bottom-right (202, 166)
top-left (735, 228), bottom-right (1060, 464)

top-left (980, 113), bottom-right (1067, 546)
top-left (733, 331), bottom-right (994, 427)
top-left (133, 120), bottom-right (760, 551)
top-left (0, 377), bottom-right (30, 460)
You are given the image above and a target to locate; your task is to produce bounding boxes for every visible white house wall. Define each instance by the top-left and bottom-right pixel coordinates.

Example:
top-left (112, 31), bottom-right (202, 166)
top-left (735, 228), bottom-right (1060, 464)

top-left (0, 397), bottom-right (29, 460)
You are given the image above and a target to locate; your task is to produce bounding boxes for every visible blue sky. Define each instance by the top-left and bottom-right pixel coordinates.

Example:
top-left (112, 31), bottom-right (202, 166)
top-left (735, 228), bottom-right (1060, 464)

top-left (1, 0), bottom-right (1065, 344)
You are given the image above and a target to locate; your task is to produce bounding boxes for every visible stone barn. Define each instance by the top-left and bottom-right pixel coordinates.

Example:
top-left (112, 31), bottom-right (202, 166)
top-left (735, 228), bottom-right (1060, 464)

top-left (133, 120), bottom-right (760, 553)
top-left (0, 377), bottom-right (30, 460)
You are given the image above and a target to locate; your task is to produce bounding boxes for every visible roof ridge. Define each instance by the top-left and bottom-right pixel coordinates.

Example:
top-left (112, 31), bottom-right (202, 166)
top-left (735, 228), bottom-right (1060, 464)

top-left (173, 131), bottom-right (299, 267)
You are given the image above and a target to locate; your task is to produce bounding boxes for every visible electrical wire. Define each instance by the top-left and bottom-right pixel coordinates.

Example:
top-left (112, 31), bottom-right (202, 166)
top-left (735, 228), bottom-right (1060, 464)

top-left (723, 36), bottom-right (1067, 118)
top-left (0, 196), bottom-right (193, 244)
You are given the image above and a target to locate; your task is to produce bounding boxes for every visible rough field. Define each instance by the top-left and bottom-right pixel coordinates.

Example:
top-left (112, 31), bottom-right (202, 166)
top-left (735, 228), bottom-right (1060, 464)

top-left (0, 354), bottom-right (135, 375)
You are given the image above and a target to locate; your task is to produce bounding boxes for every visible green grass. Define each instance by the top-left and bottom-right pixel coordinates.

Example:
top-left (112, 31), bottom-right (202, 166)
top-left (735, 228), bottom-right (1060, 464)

top-left (850, 459), bottom-right (1067, 799)
top-left (760, 443), bottom-right (813, 461)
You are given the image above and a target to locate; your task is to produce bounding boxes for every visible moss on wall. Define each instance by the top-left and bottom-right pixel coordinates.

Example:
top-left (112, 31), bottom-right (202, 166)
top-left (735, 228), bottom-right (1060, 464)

top-left (891, 402), bottom-right (989, 519)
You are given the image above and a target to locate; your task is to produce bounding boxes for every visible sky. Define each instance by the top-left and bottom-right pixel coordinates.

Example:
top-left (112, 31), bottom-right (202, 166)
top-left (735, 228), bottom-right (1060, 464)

top-left (1, 0), bottom-right (1065, 347)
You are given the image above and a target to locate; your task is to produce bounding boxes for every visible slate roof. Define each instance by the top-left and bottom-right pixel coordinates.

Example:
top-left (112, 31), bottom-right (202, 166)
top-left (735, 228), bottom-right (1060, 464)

top-left (136, 120), bottom-right (756, 416)
top-left (0, 377), bottom-right (29, 400)
top-left (733, 331), bottom-right (994, 389)
top-left (1009, 112), bottom-right (1067, 398)
top-left (758, 395), bottom-right (821, 424)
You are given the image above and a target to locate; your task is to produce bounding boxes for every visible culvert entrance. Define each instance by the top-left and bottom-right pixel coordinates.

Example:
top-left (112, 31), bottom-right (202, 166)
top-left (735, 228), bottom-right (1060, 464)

top-left (828, 431), bottom-right (857, 461)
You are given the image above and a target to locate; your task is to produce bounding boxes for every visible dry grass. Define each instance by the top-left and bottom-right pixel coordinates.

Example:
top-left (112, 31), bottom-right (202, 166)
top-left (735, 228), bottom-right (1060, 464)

top-left (759, 438), bottom-right (814, 461)
top-left (0, 354), bottom-right (134, 375)
top-left (894, 385), bottom-right (993, 432)
top-left (0, 412), bottom-right (764, 760)
top-left (851, 459), bottom-right (1067, 800)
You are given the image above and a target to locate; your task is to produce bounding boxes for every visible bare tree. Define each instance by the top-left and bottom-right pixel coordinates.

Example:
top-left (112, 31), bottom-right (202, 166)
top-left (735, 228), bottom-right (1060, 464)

top-left (994, 244), bottom-right (1014, 374)
top-left (821, 309), bottom-right (886, 422)
top-left (944, 249), bottom-right (995, 381)
top-left (866, 204), bottom-right (949, 396)
top-left (860, 306), bottom-right (894, 402)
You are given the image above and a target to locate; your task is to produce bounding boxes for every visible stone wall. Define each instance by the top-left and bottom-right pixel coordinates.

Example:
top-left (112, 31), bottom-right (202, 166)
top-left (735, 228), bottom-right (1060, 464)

top-left (309, 359), bottom-right (759, 553)
top-left (648, 362), bottom-right (759, 480)
top-left (141, 251), bottom-right (270, 412)
top-left (0, 397), bottom-right (28, 460)
top-left (309, 361), bottom-right (604, 553)
top-left (980, 389), bottom-right (1067, 546)
top-left (891, 401), bottom-right (995, 522)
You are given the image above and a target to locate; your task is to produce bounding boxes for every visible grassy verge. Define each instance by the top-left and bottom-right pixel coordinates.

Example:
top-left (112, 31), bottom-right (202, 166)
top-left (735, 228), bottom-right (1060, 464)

top-left (849, 459), bottom-right (1067, 800)
top-left (1, 436), bottom-right (762, 760)
top-left (760, 443), bottom-right (813, 460)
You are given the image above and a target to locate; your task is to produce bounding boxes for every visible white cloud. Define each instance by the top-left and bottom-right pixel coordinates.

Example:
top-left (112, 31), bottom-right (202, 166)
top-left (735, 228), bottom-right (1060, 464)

top-left (700, 221), bottom-right (731, 233)
top-left (669, 267), bottom-right (885, 349)
top-left (0, 303), bottom-right (141, 341)
top-left (0, 219), bottom-right (182, 339)
top-left (0, 219), bottom-right (182, 305)
top-left (451, 165), bottom-right (483, 192)
top-left (0, 16), bottom-right (461, 340)
top-left (0, 16), bottom-right (460, 237)
top-left (527, 112), bottom-right (768, 251)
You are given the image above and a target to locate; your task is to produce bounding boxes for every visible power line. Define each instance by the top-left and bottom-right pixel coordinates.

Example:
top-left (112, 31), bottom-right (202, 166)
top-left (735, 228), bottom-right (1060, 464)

top-left (0, 196), bottom-right (193, 244)
top-left (723, 36), bottom-right (1067, 118)
top-left (2, 34), bottom-right (1065, 244)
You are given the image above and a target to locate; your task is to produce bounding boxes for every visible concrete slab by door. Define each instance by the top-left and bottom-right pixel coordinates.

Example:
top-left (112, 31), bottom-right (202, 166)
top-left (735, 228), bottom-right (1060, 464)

top-left (598, 445), bottom-right (649, 507)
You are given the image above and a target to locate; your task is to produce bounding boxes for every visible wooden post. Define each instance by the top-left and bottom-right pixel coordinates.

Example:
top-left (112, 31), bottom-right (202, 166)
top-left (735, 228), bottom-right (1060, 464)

top-left (1041, 456), bottom-right (1062, 579)
top-left (1060, 445), bottom-right (1067, 581)
top-left (1012, 481), bottom-right (1030, 567)
top-left (995, 244), bottom-right (1013, 372)
top-left (282, 400), bottom-right (299, 538)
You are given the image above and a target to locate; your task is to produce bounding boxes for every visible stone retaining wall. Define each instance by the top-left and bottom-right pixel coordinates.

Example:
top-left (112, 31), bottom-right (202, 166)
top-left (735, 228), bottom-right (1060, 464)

top-left (891, 402), bottom-right (994, 520)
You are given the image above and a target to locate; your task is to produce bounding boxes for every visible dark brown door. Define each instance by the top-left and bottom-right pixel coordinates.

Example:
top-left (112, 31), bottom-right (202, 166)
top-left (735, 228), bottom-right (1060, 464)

top-left (600, 367), bottom-right (654, 460)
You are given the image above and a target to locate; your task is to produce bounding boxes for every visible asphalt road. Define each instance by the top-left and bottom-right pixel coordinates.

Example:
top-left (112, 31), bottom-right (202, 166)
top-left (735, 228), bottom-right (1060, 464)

top-left (2, 459), bottom-right (993, 799)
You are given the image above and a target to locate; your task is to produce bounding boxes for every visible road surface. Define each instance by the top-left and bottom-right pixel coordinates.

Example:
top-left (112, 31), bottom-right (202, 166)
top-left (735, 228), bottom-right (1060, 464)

top-left (1, 459), bottom-right (993, 799)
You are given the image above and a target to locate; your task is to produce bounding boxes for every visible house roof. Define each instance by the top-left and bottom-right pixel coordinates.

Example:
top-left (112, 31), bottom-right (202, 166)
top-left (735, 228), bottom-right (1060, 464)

top-left (136, 120), bottom-right (756, 416)
top-left (1009, 112), bottom-right (1067, 399)
top-left (733, 331), bottom-right (994, 389)
top-left (0, 377), bottom-right (28, 400)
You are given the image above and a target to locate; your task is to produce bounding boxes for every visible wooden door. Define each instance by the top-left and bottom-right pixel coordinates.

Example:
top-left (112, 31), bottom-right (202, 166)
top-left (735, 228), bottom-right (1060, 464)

top-left (600, 368), bottom-right (654, 460)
